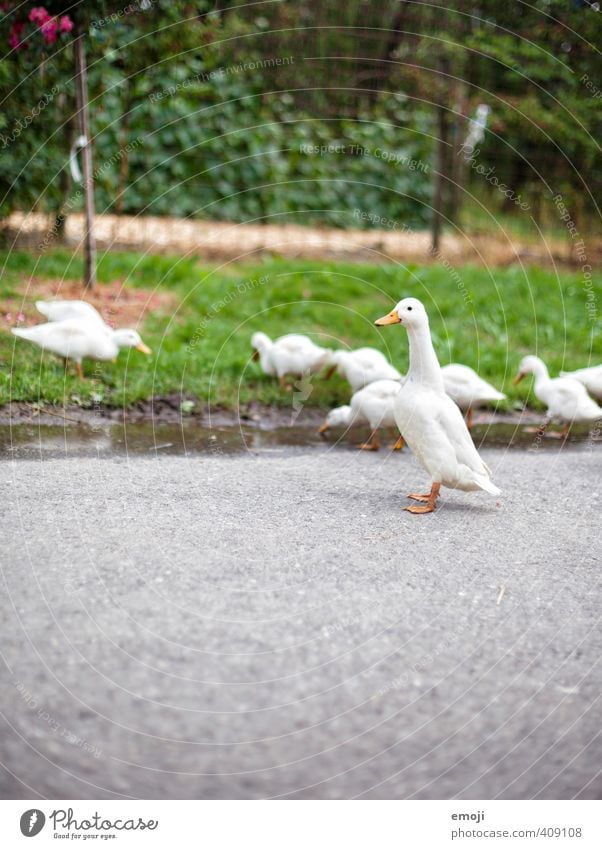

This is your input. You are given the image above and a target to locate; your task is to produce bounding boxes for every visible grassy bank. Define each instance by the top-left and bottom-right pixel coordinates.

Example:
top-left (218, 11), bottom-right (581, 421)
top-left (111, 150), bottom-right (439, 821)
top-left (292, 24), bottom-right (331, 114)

top-left (0, 249), bottom-right (600, 411)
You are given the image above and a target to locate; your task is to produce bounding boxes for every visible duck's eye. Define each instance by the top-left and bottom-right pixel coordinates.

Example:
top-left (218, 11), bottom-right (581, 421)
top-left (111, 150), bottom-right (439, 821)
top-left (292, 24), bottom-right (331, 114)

top-left (407, 306), bottom-right (413, 311)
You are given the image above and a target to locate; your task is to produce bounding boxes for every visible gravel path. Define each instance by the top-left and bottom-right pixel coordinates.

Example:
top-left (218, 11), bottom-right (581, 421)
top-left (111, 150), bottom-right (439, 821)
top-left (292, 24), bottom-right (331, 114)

top-left (7, 211), bottom-right (594, 267)
top-left (0, 444), bottom-right (600, 799)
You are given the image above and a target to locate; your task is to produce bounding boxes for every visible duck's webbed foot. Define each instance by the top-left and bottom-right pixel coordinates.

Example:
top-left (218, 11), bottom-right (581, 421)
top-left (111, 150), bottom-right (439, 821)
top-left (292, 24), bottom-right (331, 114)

top-left (404, 482), bottom-right (440, 515)
top-left (389, 435), bottom-right (405, 451)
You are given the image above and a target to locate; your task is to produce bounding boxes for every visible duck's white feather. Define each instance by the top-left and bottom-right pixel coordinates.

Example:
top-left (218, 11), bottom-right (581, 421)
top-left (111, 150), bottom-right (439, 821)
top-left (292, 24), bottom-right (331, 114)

top-left (559, 365), bottom-right (602, 401)
top-left (252, 332), bottom-right (333, 378)
top-left (36, 299), bottom-right (106, 327)
top-left (326, 379), bottom-right (401, 430)
top-left (333, 347), bottom-right (403, 391)
top-left (395, 381), bottom-right (498, 492)
top-left (442, 363), bottom-right (506, 409)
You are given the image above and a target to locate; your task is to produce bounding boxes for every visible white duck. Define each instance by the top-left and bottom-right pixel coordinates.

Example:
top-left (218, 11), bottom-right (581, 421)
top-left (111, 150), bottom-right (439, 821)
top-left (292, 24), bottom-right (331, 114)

top-left (318, 379), bottom-right (405, 451)
top-left (441, 363), bottom-right (506, 428)
top-left (514, 355), bottom-right (602, 438)
top-left (328, 347), bottom-right (403, 392)
top-left (36, 299), bottom-right (106, 327)
top-left (13, 320), bottom-right (151, 378)
top-left (251, 332), bottom-right (334, 386)
top-left (375, 297), bottom-right (500, 514)
top-left (559, 364), bottom-right (602, 401)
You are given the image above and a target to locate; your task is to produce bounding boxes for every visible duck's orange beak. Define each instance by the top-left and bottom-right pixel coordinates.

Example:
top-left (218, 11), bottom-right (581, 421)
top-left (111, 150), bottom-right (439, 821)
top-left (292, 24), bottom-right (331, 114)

top-left (512, 372), bottom-right (525, 385)
top-left (375, 309), bottom-right (401, 326)
top-left (318, 422), bottom-right (329, 434)
top-left (136, 342), bottom-right (152, 355)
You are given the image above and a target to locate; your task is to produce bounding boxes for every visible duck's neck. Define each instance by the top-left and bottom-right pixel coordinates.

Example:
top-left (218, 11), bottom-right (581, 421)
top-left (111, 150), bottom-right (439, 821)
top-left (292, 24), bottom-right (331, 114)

top-left (406, 322), bottom-right (445, 391)
top-left (531, 360), bottom-right (550, 388)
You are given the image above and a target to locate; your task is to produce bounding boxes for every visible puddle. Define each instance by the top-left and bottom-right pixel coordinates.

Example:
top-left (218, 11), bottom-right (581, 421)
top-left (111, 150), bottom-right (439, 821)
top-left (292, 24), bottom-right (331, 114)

top-left (0, 421), bottom-right (598, 460)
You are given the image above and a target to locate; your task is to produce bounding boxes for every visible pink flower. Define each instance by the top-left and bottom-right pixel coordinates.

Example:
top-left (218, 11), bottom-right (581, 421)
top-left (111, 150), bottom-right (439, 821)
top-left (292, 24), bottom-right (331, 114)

top-left (40, 18), bottom-right (58, 44)
top-left (16, 312), bottom-right (25, 323)
top-left (29, 6), bottom-right (51, 25)
top-left (59, 15), bottom-right (73, 34)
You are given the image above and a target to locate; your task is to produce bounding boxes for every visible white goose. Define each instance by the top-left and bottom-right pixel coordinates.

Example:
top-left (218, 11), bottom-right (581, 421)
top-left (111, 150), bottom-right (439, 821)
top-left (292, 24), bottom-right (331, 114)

top-left (514, 355), bottom-right (602, 438)
top-left (328, 347), bottom-right (403, 392)
top-left (559, 364), bottom-right (602, 401)
top-left (442, 363), bottom-right (506, 428)
top-left (318, 379), bottom-right (405, 451)
top-left (375, 297), bottom-right (500, 514)
top-left (13, 320), bottom-right (151, 378)
top-left (36, 299), bottom-right (106, 327)
top-left (251, 332), bottom-right (333, 386)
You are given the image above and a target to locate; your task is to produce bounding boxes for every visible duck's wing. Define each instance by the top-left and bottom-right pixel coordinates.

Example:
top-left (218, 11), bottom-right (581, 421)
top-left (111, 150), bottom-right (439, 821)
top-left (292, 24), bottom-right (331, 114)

top-left (36, 300), bottom-right (105, 325)
top-left (546, 379), bottom-right (587, 417)
top-left (277, 334), bottom-right (315, 351)
top-left (353, 348), bottom-right (388, 367)
top-left (380, 362), bottom-right (403, 381)
top-left (365, 379), bottom-right (403, 399)
top-left (435, 393), bottom-right (491, 476)
top-left (443, 366), bottom-right (504, 399)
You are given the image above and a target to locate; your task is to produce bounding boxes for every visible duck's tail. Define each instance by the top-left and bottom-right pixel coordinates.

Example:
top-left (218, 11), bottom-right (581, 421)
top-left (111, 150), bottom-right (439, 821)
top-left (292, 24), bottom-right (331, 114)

top-left (11, 328), bottom-right (34, 339)
top-left (473, 473), bottom-right (501, 496)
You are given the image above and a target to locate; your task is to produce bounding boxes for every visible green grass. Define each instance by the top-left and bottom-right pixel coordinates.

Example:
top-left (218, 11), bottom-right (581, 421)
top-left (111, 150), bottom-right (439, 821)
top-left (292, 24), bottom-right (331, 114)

top-left (0, 249), bottom-right (600, 410)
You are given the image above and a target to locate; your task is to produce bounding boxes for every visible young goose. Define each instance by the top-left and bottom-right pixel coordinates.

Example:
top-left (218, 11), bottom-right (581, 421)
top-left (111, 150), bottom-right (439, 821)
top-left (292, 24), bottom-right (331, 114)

top-left (559, 365), bottom-right (602, 401)
top-left (251, 332), bottom-right (334, 386)
top-left (514, 355), bottom-right (602, 438)
top-left (327, 347), bottom-right (403, 392)
top-left (442, 363), bottom-right (506, 429)
top-left (13, 320), bottom-right (151, 378)
top-left (36, 299), bottom-right (106, 327)
top-left (375, 297), bottom-right (500, 514)
top-left (318, 379), bottom-right (405, 451)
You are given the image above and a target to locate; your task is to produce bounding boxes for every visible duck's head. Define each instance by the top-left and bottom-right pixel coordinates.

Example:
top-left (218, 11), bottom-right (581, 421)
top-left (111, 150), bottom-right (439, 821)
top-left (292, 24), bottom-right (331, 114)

top-left (319, 404), bottom-right (351, 433)
top-left (251, 331), bottom-right (271, 361)
top-left (113, 328), bottom-right (152, 354)
top-left (514, 355), bottom-right (545, 384)
top-left (375, 297), bottom-right (428, 329)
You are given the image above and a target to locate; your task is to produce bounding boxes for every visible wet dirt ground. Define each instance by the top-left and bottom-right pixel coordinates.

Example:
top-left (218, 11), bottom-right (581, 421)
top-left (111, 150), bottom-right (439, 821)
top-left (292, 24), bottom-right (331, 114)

top-left (0, 407), bottom-right (599, 460)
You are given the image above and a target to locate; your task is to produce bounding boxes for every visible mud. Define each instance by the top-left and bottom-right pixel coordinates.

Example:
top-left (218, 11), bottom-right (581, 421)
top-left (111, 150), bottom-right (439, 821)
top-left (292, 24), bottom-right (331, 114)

top-left (0, 400), bottom-right (598, 460)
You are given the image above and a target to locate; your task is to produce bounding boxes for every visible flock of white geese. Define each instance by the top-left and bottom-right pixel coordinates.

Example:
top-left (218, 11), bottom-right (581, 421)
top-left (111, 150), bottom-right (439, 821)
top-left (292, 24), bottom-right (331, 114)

top-left (12, 296), bottom-right (602, 514)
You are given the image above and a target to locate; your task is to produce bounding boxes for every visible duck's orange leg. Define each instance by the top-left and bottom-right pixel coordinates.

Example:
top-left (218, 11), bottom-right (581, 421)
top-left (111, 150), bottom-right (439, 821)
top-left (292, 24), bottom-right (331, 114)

top-left (359, 429), bottom-right (380, 451)
top-left (389, 434), bottom-right (405, 451)
top-left (547, 423), bottom-right (571, 440)
top-left (405, 482), bottom-right (441, 514)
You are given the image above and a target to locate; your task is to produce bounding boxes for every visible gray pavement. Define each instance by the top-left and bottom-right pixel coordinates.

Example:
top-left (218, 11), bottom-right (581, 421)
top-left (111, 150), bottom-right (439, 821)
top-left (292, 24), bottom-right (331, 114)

top-left (0, 443), bottom-right (600, 799)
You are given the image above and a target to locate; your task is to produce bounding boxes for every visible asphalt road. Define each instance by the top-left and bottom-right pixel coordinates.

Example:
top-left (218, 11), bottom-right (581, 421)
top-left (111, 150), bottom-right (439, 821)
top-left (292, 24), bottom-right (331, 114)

top-left (0, 441), bottom-right (600, 800)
